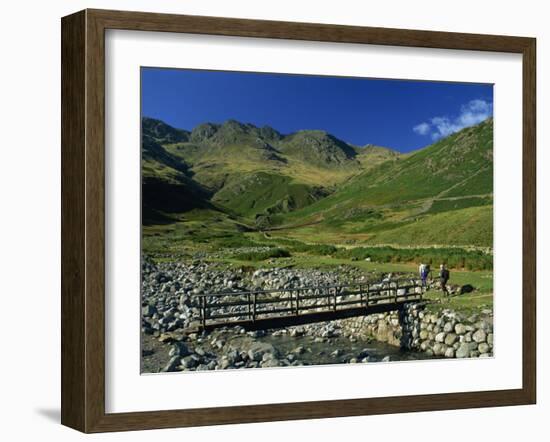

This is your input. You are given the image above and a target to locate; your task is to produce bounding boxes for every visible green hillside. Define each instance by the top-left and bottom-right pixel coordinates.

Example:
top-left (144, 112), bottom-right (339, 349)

top-left (265, 119), bottom-right (493, 247)
top-left (212, 172), bottom-right (328, 218)
top-left (285, 118), bottom-right (492, 213)
top-left (141, 116), bottom-right (493, 253)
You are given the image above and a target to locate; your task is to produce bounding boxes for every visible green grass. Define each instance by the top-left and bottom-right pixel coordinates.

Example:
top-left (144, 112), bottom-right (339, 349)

top-left (334, 244), bottom-right (492, 270)
top-left (212, 172), bottom-right (326, 218)
top-left (141, 209), bottom-right (253, 255)
top-left (424, 196), bottom-right (492, 215)
top-left (443, 166), bottom-right (493, 198)
top-left (364, 205), bottom-right (493, 248)
top-left (264, 204), bottom-right (493, 250)
top-left (424, 291), bottom-right (493, 316)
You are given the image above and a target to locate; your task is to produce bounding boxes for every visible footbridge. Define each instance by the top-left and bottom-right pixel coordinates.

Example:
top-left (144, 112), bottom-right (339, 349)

top-left (196, 279), bottom-right (425, 331)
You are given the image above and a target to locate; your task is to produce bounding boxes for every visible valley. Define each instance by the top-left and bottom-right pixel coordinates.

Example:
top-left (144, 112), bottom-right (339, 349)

top-left (142, 116), bottom-right (493, 274)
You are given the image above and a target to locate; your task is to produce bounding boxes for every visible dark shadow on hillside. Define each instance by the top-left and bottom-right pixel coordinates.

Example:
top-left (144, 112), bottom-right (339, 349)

top-left (142, 177), bottom-right (211, 226)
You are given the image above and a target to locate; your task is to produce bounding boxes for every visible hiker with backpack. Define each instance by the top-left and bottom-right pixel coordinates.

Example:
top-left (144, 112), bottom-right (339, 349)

top-left (419, 263), bottom-right (430, 288)
top-left (439, 264), bottom-right (450, 296)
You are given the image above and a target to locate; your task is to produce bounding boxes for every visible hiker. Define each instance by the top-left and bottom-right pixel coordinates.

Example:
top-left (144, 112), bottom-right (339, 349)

top-left (425, 264), bottom-right (431, 287)
top-left (419, 263), bottom-right (428, 287)
top-left (439, 264), bottom-right (450, 296)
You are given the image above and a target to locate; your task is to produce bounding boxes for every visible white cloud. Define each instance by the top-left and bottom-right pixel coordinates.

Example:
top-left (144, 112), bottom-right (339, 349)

top-left (413, 99), bottom-right (493, 141)
top-left (413, 122), bottom-right (431, 135)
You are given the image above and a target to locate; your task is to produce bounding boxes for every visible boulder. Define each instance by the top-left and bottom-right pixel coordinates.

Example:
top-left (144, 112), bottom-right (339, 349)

top-left (420, 340), bottom-right (433, 351)
top-left (434, 343), bottom-right (448, 356)
top-left (161, 356), bottom-right (181, 372)
top-left (443, 322), bottom-right (454, 333)
top-left (454, 323), bottom-right (467, 335)
top-left (169, 342), bottom-right (190, 358)
top-left (180, 355), bottom-right (198, 369)
top-left (142, 304), bottom-right (156, 317)
top-left (444, 333), bottom-right (458, 346)
top-left (219, 357), bottom-right (232, 369)
top-left (456, 342), bottom-right (477, 358)
top-left (248, 342), bottom-right (280, 362)
top-left (473, 329), bottom-right (487, 343)
top-left (478, 342), bottom-right (490, 354)
top-left (444, 347), bottom-right (455, 358)
top-left (261, 359), bottom-right (281, 368)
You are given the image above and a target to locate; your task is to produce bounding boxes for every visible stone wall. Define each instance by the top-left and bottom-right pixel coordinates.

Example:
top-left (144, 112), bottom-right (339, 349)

top-left (339, 302), bottom-right (494, 358)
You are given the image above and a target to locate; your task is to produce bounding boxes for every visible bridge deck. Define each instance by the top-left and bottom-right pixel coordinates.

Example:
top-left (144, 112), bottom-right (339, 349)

top-left (196, 279), bottom-right (424, 331)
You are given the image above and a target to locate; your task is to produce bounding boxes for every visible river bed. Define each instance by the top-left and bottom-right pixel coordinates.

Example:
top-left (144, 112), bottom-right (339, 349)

top-left (141, 327), bottom-right (436, 373)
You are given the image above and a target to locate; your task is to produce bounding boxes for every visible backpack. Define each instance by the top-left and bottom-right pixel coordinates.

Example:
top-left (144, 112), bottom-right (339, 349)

top-left (441, 268), bottom-right (450, 281)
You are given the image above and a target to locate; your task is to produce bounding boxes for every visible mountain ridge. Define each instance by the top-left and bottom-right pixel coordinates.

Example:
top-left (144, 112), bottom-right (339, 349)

top-left (142, 116), bottom-right (404, 219)
top-left (142, 116), bottom-right (401, 156)
top-left (141, 116), bottom-right (493, 247)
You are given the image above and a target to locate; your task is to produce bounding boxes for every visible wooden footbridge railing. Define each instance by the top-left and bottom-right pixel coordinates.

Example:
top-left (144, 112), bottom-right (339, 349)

top-left (196, 279), bottom-right (424, 331)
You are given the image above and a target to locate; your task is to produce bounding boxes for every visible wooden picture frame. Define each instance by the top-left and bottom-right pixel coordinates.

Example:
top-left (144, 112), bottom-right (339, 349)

top-left (61, 8), bottom-right (536, 433)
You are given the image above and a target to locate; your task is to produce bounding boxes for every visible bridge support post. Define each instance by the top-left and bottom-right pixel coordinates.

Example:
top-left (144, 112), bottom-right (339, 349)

top-left (395, 280), bottom-right (399, 303)
top-left (252, 293), bottom-right (257, 322)
top-left (200, 296), bottom-right (206, 329)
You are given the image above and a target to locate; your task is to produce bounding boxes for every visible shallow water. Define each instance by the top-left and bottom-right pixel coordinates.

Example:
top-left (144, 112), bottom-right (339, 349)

top-left (245, 332), bottom-right (436, 366)
top-left (142, 328), bottom-right (437, 373)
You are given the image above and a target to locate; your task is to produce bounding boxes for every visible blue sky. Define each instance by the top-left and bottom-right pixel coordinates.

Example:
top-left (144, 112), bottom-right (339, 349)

top-left (141, 67), bottom-right (493, 153)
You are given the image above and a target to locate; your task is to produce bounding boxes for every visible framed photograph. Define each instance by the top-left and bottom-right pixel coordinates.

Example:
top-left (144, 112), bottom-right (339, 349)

top-left (61, 9), bottom-right (536, 433)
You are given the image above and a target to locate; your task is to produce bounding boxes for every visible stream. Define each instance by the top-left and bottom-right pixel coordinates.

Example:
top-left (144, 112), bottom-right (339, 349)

top-left (142, 327), bottom-right (436, 373)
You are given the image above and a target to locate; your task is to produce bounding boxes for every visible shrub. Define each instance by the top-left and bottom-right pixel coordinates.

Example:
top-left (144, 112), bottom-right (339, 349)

top-left (234, 248), bottom-right (291, 261)
top-left (335, 246), bottom-right (492, 270)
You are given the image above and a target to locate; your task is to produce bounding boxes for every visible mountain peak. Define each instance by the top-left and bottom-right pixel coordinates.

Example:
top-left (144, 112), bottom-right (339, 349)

top-left (360, 144), bottom-right (400, 156)
top-left (188, 119), bottom-right (283, 145)
top-left (142, 117), bottom-right (190, 144)
top-left (221, 119), bottom-right (249, 131)
top-left (280, 130), bottom-right (357, 166)
top-left (190, 122), bottom-right (220, 143)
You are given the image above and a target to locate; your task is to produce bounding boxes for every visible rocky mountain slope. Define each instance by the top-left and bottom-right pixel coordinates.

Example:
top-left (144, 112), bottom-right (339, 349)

top-left (142, 116), bottom-right (493, 247)
top-left (142, 117), bottom-right (399, 219)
